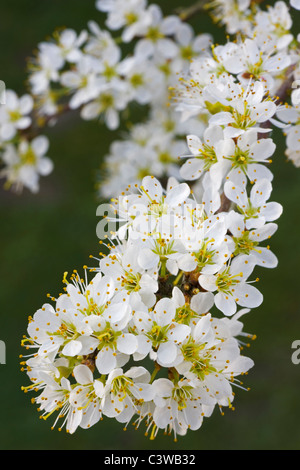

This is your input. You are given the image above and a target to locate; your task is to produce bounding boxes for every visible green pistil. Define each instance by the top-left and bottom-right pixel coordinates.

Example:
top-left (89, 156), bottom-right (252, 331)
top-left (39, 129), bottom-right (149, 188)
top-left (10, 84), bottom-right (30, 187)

top-left (100, 93), bottom-right (114, 110)
top-left (52, 322), bottom-right (77, 341)
top-left (9, 110), bottom-right (22, 122)
top-left (193, 241), bottom-right (215, 270)
top-left (215, 64), bottom-right (227, 77)
top-left (171, 385), bottom-right (193, 410)
top-left (181, 339), bottom-right (206, 361)
top-left (146, 27), bottom-right (164, 42)
top-left (238, 200), bottom-right (259, 220)
top-left (231, 147), bottom-right (251, 171)
top-left (191, 357), bottom-right (217, 381)
top-left (149, 201), bottom-right (168, 218)
top-left (122, 272), bottom-right (141, 292)
top-left (195, 143), bottom-right (218, 171)
top-left (20, 147), bottom-right (37, 166)
top-left (97, 324), bottom-right (121, 350)
top-left (130, 74), bottom-right (144, 88)
top-left (216, 268), bottom-right (241, 295)
top-left (153, 239), bottom-right (175, 258)
top-left (231, 103), bottom-right (256, 130)
top-left (147, 323), bottom-right (169, 348)
top-left (111, 376), bottom-right (134, 400)
top-left (233, 231), bottom-right (259, 256)
top-left (125, 12), bottom-right (138, 25)
top-left (181, 45), bottom-right (194, 60)
top-left (103, 64), bottom-right (117, 81)
top-left (175, 305), bottom-right (199, 325)
top-left (81, 297), bottom-right (105, 316)
top-left (245, 58), bottom-right (264, 79)
top-left (159, 151), bottom-right (176, 164)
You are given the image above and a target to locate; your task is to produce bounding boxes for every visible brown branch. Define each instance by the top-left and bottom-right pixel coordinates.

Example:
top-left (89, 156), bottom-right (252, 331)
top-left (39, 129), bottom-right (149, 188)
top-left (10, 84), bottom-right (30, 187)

top-left (217, 191), bottom-right (232, 213)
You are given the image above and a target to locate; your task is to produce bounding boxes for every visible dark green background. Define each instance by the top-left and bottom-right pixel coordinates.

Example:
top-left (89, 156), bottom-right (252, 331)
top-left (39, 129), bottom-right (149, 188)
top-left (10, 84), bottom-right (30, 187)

top-left (0, 0), bottom-right (300, 450)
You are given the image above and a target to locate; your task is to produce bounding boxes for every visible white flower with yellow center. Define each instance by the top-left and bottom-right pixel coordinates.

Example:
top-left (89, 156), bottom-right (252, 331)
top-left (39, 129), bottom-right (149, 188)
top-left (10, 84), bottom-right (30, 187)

top-left (1, 136), bottom-right (53, 193)
top-left (151, 377), bottom-right (206, 439)
top-left (133, 297), bottom-right (190, 367)
top-left (96, 0), bottom-right (152, 43)
top-left (101, 366), bottom-right (154, 424)
top-left (224, 178), bottom-right (283, 229)
top-left (175, 313), bottom-right (254, 407)
top-left (199, 254), bottom-right (263, 316)
top-left (69, 365), bottom-right (105, 431)
top-left (0, 90), bottom-right (33, 141)
top-left (100, 241), bottom-right (159, 307)
top-left (205, 81), bottom-right (277, 139)
top-left (180, 126), bottom-right (234, 182)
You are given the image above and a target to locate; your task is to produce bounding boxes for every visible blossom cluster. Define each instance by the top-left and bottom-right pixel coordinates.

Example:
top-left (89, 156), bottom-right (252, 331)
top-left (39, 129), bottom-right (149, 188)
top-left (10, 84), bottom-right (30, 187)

top-left (21, 175), bottom-right (264, 438)
top-left (0, 90), bottom-right (53, 193)
top-left (0, 1), bottom-right (299, 195)
top-left (208, 0), bottom-right (299, 37)
top-left (0, 1), bottom-right (211, 194)
top-left (203, 1), bottom-right (300, 170)
top-left (1, 0), bottom-right (299, 195)
top-left (19, 0), bottom-right (298, 442)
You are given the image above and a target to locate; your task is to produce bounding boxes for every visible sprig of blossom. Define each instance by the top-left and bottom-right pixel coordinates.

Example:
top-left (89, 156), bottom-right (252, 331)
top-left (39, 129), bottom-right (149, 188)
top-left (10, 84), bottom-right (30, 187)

top-left (21, 173), bottom-right (283, 438)
top-left (18, 0), bottom-right (299, 443)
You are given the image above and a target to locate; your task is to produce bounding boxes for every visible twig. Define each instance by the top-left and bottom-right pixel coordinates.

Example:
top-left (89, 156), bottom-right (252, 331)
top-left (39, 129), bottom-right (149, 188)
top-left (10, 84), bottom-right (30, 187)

top-left (174, 1), bottom-right (207, 21)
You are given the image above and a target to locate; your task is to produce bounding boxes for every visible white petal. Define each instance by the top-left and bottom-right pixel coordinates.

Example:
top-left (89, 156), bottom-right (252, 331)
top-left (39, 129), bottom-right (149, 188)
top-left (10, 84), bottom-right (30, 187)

top-left (117, 333), bottom-right (138, 355)
top-left (157, 341), bottom-right (178, 366)
top-left (62, 340), bottom-right (82, 357)
top-left (165, 183), bottom-right (190, 207)
top-left (96, 348), bottom-right (116, 374)
top-left (73, 364), bottom-right (94, 385)
top-left (214, 292), bottom-right (237, 316)
top-left (190, 291), bottom-right (214, 314)
top-left (235, 283), bottom-right (263, 308)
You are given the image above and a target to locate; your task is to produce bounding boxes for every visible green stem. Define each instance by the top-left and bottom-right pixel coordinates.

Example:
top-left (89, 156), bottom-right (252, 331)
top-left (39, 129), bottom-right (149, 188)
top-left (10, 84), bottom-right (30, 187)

top-left (175, 1), bottom-right (206, 21)
top-left (173, 270), bottom-right (184, 286)
top-left (160, 260), bottom-right (167, 278)
top-left (150, 363), bottom-right (161, 384)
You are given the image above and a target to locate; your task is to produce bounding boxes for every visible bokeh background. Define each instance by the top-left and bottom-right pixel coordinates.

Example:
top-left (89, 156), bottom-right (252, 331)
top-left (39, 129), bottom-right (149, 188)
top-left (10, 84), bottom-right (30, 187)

top-left (0, 0), bottom-right (300, 451)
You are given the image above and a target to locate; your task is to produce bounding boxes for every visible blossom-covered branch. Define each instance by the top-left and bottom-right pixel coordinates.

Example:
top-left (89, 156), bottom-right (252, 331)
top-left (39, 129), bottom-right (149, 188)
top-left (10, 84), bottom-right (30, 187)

top-left (18, 0), bottom-right (299, 442)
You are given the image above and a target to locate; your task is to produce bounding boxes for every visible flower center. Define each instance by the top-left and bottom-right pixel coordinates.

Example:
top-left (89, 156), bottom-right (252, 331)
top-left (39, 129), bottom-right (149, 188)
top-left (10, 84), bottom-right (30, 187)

top-left (122, 271), bottom-right (141, 292)
top-left (216, 269), bottom-right (242, 294)
top-left (171, 385), bottom-right (193, 411)
top-left (125, 12), bottom-right (138, 25)
top-left (130, 73), bottom-right (144, 88)
top-left (20, 147), bottom-right (37, 166)
top-left (193, 241), bottom-right (216, 270)
top-left (147, 323), bottom-right (169, 348)
top-left (175, 305), bottom-right (199, 325)
top-left (97, 324), bottom-right (121, 349)
top-left (146, 27), bottom-right (164, 42)
top-left (233, 232), bottom-right (258, 256)
top-left (111, 376), bottom-right (134, 401)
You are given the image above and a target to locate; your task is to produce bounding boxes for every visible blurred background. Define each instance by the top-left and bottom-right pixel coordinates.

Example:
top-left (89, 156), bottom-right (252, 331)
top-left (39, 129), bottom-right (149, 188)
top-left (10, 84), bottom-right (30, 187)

top-left (0, 0), bottom-right (300, 451)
